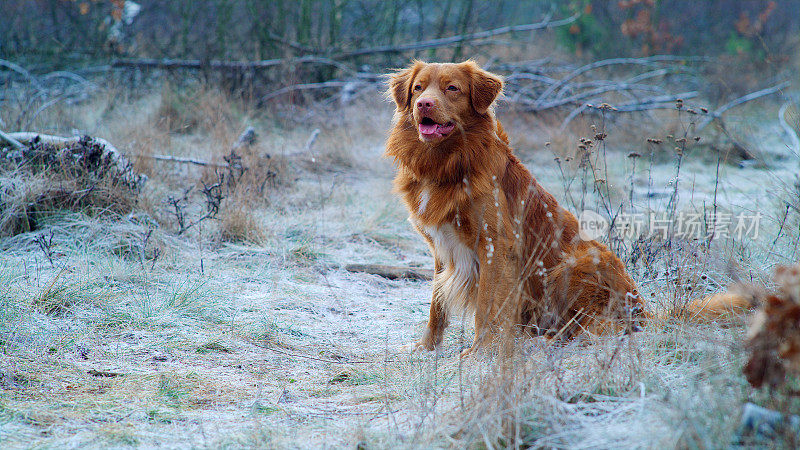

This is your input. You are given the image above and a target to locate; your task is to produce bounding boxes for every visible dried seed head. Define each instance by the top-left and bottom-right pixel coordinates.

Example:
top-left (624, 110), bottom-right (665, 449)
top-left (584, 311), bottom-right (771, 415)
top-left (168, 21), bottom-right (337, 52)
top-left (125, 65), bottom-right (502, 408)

top-left (628, 151), bottom-right (641, 158)
top-left (647, 138), bottom-right (663, 144)
top-left (675, 99), bottom-right (684, 109)
top-left (694, 136), bottom-right (701, 142)
top-left (594, 133), bottom-right (607, 141)
top-left (675, 137), bottom-right (687, 144)
top-left (700, 107), bottom-right (709, 113)
top-left (686, 108), bottom-right (697, 114)
top-left (545, 141), bottom-right (551, 146)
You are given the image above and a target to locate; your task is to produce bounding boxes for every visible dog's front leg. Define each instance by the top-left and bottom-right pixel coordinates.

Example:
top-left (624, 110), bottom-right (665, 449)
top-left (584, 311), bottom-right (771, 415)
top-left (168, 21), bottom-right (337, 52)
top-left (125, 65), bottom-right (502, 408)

top-left (409, 258), bottom-right (449, 351)
top-left (461, 243), bottom-right (514, 357)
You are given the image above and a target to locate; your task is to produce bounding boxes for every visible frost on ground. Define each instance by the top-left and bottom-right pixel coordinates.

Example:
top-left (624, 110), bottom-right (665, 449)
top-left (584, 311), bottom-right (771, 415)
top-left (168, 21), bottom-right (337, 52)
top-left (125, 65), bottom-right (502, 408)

top-left (1, 90), bottom-right (798, 449)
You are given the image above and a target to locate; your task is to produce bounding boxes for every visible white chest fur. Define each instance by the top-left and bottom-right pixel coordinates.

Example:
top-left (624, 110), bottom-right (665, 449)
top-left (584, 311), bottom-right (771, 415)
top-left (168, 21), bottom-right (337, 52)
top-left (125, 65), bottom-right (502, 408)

top-left (423, 223), bottom-right (478, 309)
top-left (417, 188), bottom-right (430, 215)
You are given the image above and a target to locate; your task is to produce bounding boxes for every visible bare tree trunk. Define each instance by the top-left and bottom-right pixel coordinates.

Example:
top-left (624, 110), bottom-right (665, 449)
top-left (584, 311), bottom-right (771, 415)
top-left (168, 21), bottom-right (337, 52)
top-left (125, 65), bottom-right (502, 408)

top-left (297, 0), bottom-right (313, 47)
top-left (452, 0), bottom-right (475, 62)
top-left (428, 0), bottom-right (453, 60)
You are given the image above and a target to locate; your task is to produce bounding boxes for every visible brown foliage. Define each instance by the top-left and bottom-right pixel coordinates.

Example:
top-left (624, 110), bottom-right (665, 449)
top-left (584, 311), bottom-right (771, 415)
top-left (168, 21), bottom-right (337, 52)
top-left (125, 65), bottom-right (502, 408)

top-left (743, 263), bottom-right (800, 388)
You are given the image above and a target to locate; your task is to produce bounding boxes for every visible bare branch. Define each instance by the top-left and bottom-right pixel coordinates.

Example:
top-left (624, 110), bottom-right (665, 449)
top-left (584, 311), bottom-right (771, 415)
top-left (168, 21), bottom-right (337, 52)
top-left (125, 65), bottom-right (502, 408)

top-left (0, 129), bottom-right (24, 149)
top-left (697, 81), bottom-right (791, 131)
top-left (41, 71), bottom-right (98, 88)
top-left (330, 13), bottom-right (579, 59)
top-left (534, 55), bottom-right (706, 108)
top-left (558, 92), bottom-right (700, 130)
top-left (0, 59), bottom-right (44, 91)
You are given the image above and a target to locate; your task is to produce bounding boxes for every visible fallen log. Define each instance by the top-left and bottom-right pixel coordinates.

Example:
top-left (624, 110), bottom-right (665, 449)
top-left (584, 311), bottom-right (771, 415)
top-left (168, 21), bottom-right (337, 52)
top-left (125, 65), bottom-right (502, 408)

top-left (344, 264), bottom-right (433, 281)
top-left (0, 129), bottom-right (23, 149)
top-left (112, 55), bottom-right (354, 74)
top-left (1, 132), bottom-right (137, 177)
top-left (146, 154), bottom-right (228, 168)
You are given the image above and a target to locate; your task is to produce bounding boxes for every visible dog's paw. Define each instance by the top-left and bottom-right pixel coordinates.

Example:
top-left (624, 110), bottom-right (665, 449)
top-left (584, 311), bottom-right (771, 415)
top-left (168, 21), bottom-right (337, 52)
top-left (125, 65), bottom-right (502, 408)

top-left (459, 346), bottom-right (477, 358)
top-left (399, 340), bottom-right (434, 353)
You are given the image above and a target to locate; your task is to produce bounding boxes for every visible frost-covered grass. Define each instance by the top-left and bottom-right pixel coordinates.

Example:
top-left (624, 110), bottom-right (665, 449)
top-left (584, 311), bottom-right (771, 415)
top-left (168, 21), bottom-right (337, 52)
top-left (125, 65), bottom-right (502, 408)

top-left (1, 84), bottom-right (798, 449)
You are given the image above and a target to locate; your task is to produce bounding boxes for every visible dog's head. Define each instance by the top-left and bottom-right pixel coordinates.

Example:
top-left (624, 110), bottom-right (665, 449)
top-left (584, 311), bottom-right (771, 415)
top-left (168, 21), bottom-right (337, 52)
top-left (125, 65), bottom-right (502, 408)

top-left (388, 60), bottom-right (503, 143)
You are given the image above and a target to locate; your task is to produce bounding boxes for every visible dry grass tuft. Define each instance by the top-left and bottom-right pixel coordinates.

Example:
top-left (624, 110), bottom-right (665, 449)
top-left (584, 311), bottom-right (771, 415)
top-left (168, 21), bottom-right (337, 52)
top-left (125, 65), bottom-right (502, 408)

top-left (218, 199), bottom-right (266, 244)
top-left (155, 82), bottom-right (241, 138)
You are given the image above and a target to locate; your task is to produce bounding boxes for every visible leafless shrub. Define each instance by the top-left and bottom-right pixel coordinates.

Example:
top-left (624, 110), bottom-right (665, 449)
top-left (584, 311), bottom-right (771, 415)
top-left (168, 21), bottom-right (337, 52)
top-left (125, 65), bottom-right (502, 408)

top-left (166, 173), bottom-right (225, 235)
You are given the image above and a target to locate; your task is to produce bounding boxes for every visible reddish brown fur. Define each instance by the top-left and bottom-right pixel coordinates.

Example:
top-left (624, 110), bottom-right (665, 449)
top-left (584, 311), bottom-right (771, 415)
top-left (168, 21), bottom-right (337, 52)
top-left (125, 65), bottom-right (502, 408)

top-left (385, 60), bottom-right (746, 355)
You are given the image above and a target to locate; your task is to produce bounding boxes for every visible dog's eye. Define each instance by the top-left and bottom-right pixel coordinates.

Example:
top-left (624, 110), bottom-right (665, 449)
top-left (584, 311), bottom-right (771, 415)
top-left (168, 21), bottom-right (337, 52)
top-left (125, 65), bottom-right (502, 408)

top-left (414, 85), bottom-right (422, 91)
top-left (447, 85), bottom-right (459, 92)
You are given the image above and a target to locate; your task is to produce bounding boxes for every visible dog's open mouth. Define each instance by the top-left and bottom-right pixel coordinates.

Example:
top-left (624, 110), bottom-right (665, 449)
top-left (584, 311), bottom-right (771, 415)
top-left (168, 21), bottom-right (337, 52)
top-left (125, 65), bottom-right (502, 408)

top-left (418, 117), bottom-right (455, 139)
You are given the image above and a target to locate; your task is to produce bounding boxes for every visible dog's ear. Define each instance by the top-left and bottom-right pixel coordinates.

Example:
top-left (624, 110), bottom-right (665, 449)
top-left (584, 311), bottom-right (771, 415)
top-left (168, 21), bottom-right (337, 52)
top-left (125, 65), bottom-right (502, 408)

top-left (464, 61), bottom-right (503, 115)
top-left (388, 61), bottom-right (424, 110)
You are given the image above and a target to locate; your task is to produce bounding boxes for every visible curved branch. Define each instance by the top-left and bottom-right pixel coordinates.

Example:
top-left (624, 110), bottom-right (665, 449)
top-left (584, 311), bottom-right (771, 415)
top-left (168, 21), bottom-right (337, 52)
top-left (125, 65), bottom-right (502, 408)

top-left (534, 55), bottom-right (706, 109)
top-left (697, 81), bottom-right (791, 131)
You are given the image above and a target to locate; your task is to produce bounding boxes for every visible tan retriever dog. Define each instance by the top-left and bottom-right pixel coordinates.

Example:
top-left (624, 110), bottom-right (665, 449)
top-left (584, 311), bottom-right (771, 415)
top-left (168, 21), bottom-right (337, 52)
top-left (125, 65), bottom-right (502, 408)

top-left (385, 60), bottom-right (749, 356)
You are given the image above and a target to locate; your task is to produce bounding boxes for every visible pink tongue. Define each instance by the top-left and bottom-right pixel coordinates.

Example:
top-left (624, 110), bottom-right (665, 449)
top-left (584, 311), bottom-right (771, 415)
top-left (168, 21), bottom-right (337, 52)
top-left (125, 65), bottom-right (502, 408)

top-left (419, 122), bottom-right (455, 136)
top-left (419, 123), bottom-right (438, 135)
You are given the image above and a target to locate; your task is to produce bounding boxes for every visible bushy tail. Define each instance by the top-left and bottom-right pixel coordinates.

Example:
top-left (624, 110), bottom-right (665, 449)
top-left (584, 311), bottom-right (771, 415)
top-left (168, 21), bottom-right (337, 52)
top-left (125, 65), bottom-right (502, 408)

top-left (676, 291), bottom-right (755, 322)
